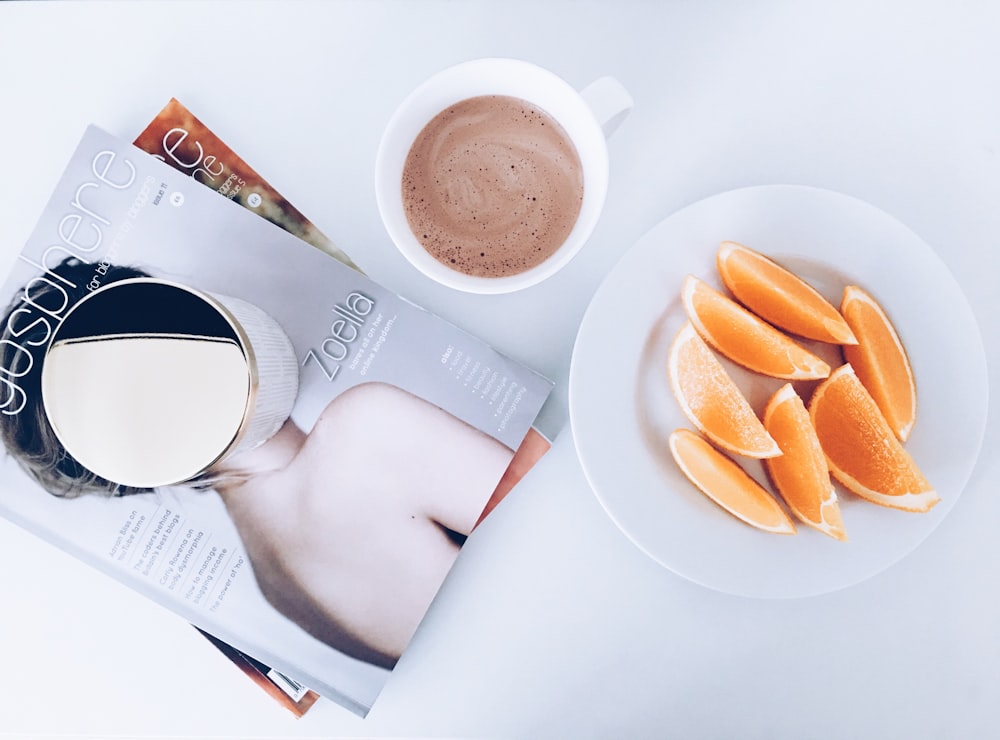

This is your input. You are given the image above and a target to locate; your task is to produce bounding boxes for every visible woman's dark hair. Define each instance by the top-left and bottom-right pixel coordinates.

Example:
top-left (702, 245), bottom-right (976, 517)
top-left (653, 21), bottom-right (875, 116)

top-left (0, 257), bottom-right (151, 497)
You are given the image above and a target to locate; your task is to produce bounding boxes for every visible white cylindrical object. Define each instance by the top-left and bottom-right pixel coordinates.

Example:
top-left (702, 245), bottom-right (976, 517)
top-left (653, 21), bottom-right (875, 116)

top-left (41, 278), bottom-right (299, 489)
top-left (211, 292), bottom-right (300, 455)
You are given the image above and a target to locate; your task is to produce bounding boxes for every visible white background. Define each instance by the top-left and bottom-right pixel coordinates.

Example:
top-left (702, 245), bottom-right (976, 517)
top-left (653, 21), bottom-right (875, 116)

top-left (1, 1), bottom-right (998, 738)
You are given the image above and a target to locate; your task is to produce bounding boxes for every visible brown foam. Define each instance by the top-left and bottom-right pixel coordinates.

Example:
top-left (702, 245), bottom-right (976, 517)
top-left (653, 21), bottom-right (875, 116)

top-left (401, 95), bottom-right (584, 278)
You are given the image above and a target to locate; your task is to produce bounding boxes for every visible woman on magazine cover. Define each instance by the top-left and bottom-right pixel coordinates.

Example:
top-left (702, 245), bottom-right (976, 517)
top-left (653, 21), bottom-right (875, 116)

top-left (0, 257), bottom-right (546, 669)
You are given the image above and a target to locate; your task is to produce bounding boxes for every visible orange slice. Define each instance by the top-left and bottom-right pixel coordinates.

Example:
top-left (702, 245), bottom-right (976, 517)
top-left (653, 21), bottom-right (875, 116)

top-left (763, 383), bottom-right (846, 541)
top-left (669, 429), bottom-right (795, 534)
top-left (682, 274), bottom-right (830, 380)
top-left (667, 322), bottom-right (781, 459)
top-left (840, 285), bottom-right (916, 442)
top-left (716, 241), bottom-right (857, 345)
top-left (809, 364), bottom-right (938, 512)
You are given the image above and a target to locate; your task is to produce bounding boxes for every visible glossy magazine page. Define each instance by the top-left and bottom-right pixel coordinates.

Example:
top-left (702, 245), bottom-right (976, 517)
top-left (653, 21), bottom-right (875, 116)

top-left (0, 125), bottom-right (553, 716)
top-left (134, 97), bottom-right (359, 271)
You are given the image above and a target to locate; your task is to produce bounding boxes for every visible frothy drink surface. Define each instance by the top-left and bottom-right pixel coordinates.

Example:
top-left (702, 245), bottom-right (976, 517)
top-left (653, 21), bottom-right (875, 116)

top-left (402, 95), bottom-right (584, 278)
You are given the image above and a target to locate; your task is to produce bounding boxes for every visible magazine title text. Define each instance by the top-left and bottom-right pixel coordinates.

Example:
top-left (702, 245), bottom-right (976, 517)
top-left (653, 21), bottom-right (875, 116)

top-left (154, 126), bottom-right (245, 199)
top-left (302, 291), bottom-right (376, 381)
top-left (2, 149), bottom-right (142, 416)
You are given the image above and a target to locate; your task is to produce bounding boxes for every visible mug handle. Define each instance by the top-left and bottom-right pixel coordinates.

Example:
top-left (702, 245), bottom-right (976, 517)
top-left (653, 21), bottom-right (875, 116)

top-left (580, 76), bottom-right (634, 138)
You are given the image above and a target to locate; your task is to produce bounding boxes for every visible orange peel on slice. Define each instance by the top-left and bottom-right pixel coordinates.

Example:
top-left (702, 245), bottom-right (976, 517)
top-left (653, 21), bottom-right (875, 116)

top-left (667, 321), bottom-right (781, 459)
top-left (716, 241), bottom-right (857, 344)
top-left (669, 428), bottom-right (795, 534)
top-left (763, 383), bottom-right (846, 541)
top-left (682, 274), bottom-right (830, 380)
top-left (809, 364), bottom-right (937, 512)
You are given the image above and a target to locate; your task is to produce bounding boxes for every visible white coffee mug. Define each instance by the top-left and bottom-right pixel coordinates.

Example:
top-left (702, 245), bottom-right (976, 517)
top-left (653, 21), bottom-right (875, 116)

top-left (375, 57), bottom-right (633, 294)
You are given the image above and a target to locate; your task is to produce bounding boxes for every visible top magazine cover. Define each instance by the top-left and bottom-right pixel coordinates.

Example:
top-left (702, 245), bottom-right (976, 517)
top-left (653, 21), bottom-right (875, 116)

top-left (0, 120), bottom-right (553, 716)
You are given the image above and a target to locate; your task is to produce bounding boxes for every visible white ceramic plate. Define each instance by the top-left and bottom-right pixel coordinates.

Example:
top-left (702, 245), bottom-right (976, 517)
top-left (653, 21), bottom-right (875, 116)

top-left (569, 185), bottom-right (988, 598)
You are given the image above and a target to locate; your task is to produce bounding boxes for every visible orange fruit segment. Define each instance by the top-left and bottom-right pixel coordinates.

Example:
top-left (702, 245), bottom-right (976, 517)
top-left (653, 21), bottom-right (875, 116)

top-left (841, 285), bottom-right (916, 442)
top-left (763, 384), bottom-right (847, 541)
top-left (682, 274), bottom-right (830, 380)
top-left (809, 364), bottom-right (938, 512)
top-left (669, 429), bottom-right (795, 534)
top-left (667, 322), bottom-right (781, 459)
top-left (716, 241), bottom-right (857, 345)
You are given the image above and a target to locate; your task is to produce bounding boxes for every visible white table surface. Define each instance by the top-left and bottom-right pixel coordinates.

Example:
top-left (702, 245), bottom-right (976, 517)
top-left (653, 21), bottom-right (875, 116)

top-left (1, 2), bottom-right (997, 738)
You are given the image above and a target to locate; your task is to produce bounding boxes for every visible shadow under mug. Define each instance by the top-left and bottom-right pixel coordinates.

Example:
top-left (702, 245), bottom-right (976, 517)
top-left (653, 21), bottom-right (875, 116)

top-left (40, 278), bottom-right (299, 489)
top-left (375, 57), bottom-right (633, 294)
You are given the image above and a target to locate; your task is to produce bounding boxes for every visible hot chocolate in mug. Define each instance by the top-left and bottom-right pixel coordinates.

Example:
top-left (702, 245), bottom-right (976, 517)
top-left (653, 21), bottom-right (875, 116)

top-left (375, 57), bottom-right (632, 294)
